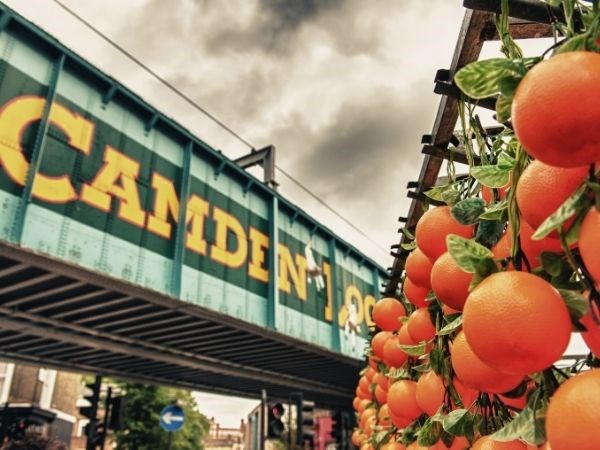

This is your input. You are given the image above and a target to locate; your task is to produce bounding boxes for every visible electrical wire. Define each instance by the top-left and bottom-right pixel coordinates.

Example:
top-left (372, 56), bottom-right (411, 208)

top-left (50, 0), bottom-right (389, 257)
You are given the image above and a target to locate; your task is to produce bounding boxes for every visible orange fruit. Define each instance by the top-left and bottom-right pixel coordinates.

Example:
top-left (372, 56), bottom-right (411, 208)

top-left (430, 251), bottom-right (473, 311)
top-left (361, 443), bottom-right (374, 450)
top-left (406, 308), bottom-right (436, 343)
top-left (389, 407), bottom-right (412, 429)
top-left (415, 206), bottom-right (474, 260)
top-left (406, 441), bottom-right (429, 450)
top-left (374, 372), bottom-right (390, 391)
top-left (512, 51), bottom-right (600, 168)
top-left (375, 385), bottom-right (388, 405)
top-left (580, 207), bottom-right (600, 286)
top-left (454, 376), bottom-right (478, 408)
top-left (499, 392), bottom-right (527, 410)
top-left (463, 272), bottom-right (571, 375)
top-left (352, 396), bottom-right (362, 411)
top-left (442, 304), bottom-right (461, 316)
top-left (482, 182), bottom-right (509, 204)
top-left (416, 370), bottom-right (445, 416)
top-left (471, 436), bottom-right (528, 449)
top-left (362, 415), bottom-right (377, 437)
top-left (430, 436), bottom-right (470, 450)
top-left (405, 248), bottom-right (434, 289)
top-left (403, 277), bottom-right (430, 308)
top-left (369, 356), bottom-right (380, 370)
top-left (365, 367), bottom-right (376, 382)
top-left (387, 379), bottom-right (422, 421)
top-left (580, 303), bottom-right (600, 356)
top-left (352, 430), bottom-right (366, 447)
top-left (546, 369), bottom-right (600, 450)
top-left (360, 407), bottom-right (377, 429)
top-left (372, 331), bottom-right (393, 360)
top-left (451, 331), bottom-right (523, 394)
top-left (356, 385), bottom-right (371, 401)
top-left (372, 297), bottom-right (407, 331)
top-left (492, 222), bottom-right (564, 270)
top-left (381, 442), bottom-right (407, 450)
top-left (378, 403), bottom-right (393, 428)
top-left (357, 399), bottom-right (370, 414)
top-left (516, 160), bottom-right (588, 234)
top-left (383, 334), bottom-right (409, 369)
top-left (359, 375), bottom-right (372, 394)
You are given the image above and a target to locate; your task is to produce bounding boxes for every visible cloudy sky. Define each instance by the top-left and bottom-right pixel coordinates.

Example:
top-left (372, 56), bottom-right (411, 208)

top-left (3, 0), bottom-right (473, 427)
top-left (4, 0), bottom-right (472, 268)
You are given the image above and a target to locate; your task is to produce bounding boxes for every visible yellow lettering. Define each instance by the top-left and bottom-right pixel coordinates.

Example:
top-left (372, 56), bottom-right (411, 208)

top-left (147, 172), bottom-right (179, 238)
top-left (185, 195), bottom-right (210, 255)
top-left (0, 95), bottom-right (94, 202)
top-left (210, 207), bottom-right (248, 268)
top-left (248, 227), bottom-right (269, 283)
top-left (278, 244), bottom-right (308, 301)
top-left (363, 294), bottom-right (376, 327)
top-left (80, 145), bottom-right (146, 227)
top-left (322, 262), bottom-right (333, 322)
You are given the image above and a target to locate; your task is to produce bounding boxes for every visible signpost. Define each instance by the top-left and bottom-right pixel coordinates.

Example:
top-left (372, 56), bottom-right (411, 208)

top-left (159, 405), bottom-right (185, 450)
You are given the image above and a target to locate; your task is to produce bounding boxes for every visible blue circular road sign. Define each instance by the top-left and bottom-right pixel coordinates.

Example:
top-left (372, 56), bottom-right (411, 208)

top-left (159, 405), bottom-right (185, 432)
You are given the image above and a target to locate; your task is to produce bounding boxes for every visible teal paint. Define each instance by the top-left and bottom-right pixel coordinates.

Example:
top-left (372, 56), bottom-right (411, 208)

top-left (0, 4), bottom-right (387, 358)
top-left (11, 53), bottom-right (64, 243)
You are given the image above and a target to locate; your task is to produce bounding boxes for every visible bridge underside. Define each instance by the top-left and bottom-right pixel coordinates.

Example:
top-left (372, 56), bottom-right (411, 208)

top-left (0, 242), bottom-right (359, 407)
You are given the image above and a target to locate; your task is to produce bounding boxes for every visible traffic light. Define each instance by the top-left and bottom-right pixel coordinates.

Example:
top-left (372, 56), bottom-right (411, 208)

top-left (331, 410), bottom-right (349, 450)
top-left (78, 376), bottom-right (104, 450)
top-left (298, 397), bottom-right (315, 447)
top-left (108, 396), bottom-right (127, 431)
top-left (267, 402), bottom-right (285, 438)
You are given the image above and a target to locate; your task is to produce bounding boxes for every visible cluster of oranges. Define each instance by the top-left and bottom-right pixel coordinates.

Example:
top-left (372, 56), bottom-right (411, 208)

top-left (350, 50), bottom-right (600, 449)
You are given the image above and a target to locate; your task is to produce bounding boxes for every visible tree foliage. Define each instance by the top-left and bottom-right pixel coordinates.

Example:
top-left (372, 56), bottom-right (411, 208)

top-left (114, 382), bottom-right (210, 450)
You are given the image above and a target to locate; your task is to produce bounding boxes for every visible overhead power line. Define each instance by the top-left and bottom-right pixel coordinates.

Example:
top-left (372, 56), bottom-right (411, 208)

top-left (50, 0), bottom-right (389, 257)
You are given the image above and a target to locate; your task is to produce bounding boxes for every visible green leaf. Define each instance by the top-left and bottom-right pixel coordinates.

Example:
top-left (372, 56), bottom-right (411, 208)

top-left (388, 368), bottom-right (412, 380)
top-left (555, 34), bottom-right (588, 54)
top-left (437, 315), bottom-right (463, 336)
top-left (532, 188), bottom-right (590, 239)
top-left (447, 235), bottom-right (494, 273)
top-left (399, 341), bottom-right (428, 357)
top-left (479, 200), bottom-right (508, 221)
top-left (442, 409), bottom-right (475, 436)
top-left (540, 252), bottom-right (565, 277)
top-left (470, 165), bottom-right (511, 188)
top-left (497, 152), bottom-right (516, 170)
top-left (402, 241), bottom-right (417, 251)
top-left (497, 76), bottom-right (520, 97)
top-left (442, 188), bottom-right (461, 207)
top-left (402, 227), bottom-right (415, 240)
top-left (413, 363), bottom-right (432, 373)
top-left (495, 95), bottom-right (513, 123)
top-left (425, 184), bottom-right (453, 202)
top-left (417, 419), bottom-right (443, 447)
top-left (475, 219), bottom-right (505, 247)
top-left (429, 347), bottom-right (445, 375)
top-left (451, 198), bottom-right (486, 225)
top-left (455, 58), bottom-right (524, 99)
top-left (491, 405), bottom-right (546, 445)
top-left (469, 257), bottom-right (498, 291)
top-left (559, 289), bottom-right (590, 323)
